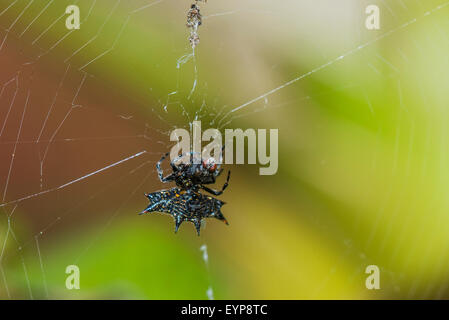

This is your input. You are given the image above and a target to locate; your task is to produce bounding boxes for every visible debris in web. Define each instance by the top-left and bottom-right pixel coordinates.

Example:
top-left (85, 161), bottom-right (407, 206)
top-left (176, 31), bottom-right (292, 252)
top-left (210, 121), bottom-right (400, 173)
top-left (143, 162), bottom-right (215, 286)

top-left (187, 1), bottom-right (207, 48)
top-left (0, 0), bottom-right (447, 300)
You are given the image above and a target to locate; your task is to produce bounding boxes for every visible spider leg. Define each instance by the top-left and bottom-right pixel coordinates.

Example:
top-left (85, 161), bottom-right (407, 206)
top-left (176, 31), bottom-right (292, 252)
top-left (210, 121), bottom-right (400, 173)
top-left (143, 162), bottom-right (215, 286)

top-left (200, 170), bottom-right (231, 196)
top-left (220, 143), bottom-right (227, 161)
top-left (213, 210), bottom-right (229, 225)
top-left (157, 152), bottom-right (176, 182)
top-left (213, 145), bottom-right (226, 172)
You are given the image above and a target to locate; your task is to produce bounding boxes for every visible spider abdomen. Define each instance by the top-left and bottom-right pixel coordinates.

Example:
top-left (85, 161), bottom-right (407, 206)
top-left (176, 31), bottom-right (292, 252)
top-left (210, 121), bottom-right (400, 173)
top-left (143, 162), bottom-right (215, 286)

top-left (141, 187), bottom-right (228, 235)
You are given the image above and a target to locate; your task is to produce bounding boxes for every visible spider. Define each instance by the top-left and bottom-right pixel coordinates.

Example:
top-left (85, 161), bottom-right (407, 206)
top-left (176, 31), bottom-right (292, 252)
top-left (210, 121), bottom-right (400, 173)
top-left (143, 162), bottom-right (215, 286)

top-left (140, 150), bottom-right (231, 235)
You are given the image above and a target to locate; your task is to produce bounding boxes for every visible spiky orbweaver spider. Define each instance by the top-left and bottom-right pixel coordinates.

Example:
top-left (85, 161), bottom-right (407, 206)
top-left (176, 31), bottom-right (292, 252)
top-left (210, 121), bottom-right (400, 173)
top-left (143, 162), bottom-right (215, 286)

top-left (140, 149), bottom-right (231, 235)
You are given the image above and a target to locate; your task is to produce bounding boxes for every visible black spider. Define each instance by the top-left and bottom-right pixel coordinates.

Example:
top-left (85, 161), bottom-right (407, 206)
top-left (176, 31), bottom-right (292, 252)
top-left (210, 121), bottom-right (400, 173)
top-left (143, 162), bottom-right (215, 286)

top-left (140, 150), bottom-right (231, 235)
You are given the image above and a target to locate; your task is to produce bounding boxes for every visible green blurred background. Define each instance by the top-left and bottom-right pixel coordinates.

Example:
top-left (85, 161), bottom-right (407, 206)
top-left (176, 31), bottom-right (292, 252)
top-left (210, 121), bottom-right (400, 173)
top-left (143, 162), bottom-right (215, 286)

top-left (0, 0), bottom-right (448, 299)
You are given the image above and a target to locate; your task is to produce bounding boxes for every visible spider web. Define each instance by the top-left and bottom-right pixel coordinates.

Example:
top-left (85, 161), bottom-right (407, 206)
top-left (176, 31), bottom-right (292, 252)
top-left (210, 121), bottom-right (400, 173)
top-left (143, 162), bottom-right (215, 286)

top-left (0, 0), bottom-right (448, 299)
